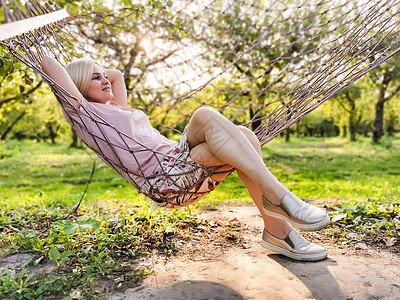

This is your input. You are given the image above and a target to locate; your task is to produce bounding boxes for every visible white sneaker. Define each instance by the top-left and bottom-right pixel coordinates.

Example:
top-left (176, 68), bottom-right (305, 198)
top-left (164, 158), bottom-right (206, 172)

top-left (261, 228), bottom-right (328, 261)
top-left (262, 193), bottom-right (331, 231)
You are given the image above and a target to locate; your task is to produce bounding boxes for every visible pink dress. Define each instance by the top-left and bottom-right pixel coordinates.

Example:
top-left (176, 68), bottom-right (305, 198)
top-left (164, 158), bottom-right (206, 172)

top-left (62, 98), bottom-right (229, 207)
top-left (62, 97), bottom-right (177, 189)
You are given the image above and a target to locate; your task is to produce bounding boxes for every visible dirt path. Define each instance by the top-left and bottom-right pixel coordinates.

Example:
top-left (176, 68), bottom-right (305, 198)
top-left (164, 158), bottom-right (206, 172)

top-left (110, 205), bottom-right (400, 300)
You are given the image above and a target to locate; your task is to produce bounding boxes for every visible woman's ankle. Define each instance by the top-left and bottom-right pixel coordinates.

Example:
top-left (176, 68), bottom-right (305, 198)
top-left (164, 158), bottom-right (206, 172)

top-left (262, 192), bottom-right (287, 206)
top-left (264, 222), bottom-right (292, 240)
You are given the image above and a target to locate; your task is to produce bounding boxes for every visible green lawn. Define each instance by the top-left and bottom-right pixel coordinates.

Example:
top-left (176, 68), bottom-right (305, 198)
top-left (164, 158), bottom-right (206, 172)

top-left (0, 136), bottom-right (399, 299)
top-left (0, 136), bottom-right (399, 211)
top-left (261, 136), bottom-right (400, 202)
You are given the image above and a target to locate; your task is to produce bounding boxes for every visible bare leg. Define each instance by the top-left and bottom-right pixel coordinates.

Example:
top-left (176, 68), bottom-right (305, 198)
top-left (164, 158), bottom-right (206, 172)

top-left (236, 169), bottom-right (291, 239)
top-left (189, 123), bottom-right (291, 239)
top-left (187, 113), bottom-right (328, 260)
top-left (235, 127), bottom-right (291, 239)
top-left (187, 107), bottom-right (289, 205)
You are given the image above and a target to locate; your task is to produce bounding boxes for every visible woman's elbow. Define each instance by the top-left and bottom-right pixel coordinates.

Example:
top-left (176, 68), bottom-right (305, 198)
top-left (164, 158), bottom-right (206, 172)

top-left (40, 55), bottom-right (51, 66)
top-left (40, 56), bottom-right (59, 73)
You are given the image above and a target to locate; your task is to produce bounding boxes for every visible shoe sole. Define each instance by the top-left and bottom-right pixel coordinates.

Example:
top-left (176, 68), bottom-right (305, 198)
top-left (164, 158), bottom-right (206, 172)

top-left (262, 207), bottom-right (331, 231)
top-left (261, 240), bottom-right (328, 262)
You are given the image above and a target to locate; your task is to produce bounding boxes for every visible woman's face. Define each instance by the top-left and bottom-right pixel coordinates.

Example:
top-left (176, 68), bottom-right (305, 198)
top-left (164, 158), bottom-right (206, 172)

top-left (86, 64), bottom-right (114, 104)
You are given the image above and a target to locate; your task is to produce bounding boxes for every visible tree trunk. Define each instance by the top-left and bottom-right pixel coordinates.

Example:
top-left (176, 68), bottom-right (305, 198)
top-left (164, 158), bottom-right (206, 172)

top-left (344, 90), bottom-right (357, 142)
top-left (70, 129), bottom-right (80, 148)
top-left (372, 97), bottom-right (385, 144)
top-left (46, 122), bottom-right (59, 144)
top-left (0, 112), bottom-right (26, 140)
top-left (349, 115), bottom-right (357, 142)
top-left (296, 122), bottom-right (300, 138)
top-left (249, 105), bottom-right (262, 132)
top-left (341, 125), bottom-right (347, 137)
top-left (386, 115), bottom-right (396, 136)
top-left (285, 128), bottom-right (290, 142)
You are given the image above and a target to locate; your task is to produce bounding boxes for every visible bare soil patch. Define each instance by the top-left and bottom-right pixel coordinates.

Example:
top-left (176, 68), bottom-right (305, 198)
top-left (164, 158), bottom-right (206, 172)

top-left (110, 204), bottom-right (400, 300)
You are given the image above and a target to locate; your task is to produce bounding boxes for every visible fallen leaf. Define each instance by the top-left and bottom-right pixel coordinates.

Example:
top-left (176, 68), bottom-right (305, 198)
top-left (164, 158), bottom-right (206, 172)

top-left (384, 237), bottom-right (396, 247)
top-left (332, 212), bottom-right (347, 223)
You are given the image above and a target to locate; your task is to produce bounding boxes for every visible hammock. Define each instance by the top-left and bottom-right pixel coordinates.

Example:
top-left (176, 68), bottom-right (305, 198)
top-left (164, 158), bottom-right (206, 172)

top-left (1, 0), bottom-right (400, 206)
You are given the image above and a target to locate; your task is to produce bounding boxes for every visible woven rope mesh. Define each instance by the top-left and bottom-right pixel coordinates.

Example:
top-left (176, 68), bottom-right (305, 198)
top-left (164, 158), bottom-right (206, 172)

top-left (1, 0), bottom-right (400, 205)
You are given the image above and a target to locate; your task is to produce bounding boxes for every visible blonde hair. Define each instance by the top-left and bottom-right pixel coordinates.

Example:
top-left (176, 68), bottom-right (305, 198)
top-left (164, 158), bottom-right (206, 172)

top-left (65, 58), bottom-right (97, 98)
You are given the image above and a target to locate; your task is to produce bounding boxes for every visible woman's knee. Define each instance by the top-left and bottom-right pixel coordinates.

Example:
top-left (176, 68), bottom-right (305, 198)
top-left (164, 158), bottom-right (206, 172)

top-left (190, 107), bottom-right (219, 126)
top-left (187, 107), bottom-right (223, 146)
top-left (237, 125), bottom-right (262, 154)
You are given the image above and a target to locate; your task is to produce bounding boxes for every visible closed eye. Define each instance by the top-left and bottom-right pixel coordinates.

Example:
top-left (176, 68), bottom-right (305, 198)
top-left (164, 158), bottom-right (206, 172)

top-left (92, 74), bottom-right (108, 80)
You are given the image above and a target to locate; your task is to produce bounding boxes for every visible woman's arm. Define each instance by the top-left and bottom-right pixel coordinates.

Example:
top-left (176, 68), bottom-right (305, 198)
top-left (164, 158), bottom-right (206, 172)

top-left (41, 57), bottom-right (127, 108)
top-left (105, 69), bottom-right (128, 107)
top-left (40, 56), bottom-right (82, 108)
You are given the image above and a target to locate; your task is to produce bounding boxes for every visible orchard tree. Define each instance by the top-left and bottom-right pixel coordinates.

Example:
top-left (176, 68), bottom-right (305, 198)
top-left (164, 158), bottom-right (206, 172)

top-left (0, 49), bottom-right (45, 140)
top-left (334, 86), bottom-right (363, 141)
top-left (368, 50), bottom-right (400, 143)
top-left (183, 0), bottom-right (350, 131)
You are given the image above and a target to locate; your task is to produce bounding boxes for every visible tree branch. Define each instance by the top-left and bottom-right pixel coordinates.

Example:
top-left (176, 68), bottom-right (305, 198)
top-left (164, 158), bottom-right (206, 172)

top-left (0, 80), bottom-right (43, 108)
top-left (0, 111), bottom-right (26, 140)
top-left (386, 84), bottom-right (400, 102)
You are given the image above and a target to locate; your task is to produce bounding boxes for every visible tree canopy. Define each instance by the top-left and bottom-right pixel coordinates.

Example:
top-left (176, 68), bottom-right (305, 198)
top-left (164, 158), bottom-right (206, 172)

top-left (0, 0), bottom-right (399, 144)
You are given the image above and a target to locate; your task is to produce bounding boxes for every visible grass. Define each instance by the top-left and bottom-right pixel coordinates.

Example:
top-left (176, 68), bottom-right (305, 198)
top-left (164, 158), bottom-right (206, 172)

top-left (204, 135), bottom-right (400, 208)
top-left (262, 136), bottom-right (400, 201)
top-left (1, 136), bottom-right (399, 211)
top-left (0, 136), bottom-right (399, 299)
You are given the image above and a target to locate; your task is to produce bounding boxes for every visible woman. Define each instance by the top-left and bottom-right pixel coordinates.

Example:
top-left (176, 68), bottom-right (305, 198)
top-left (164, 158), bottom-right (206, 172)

top-left (41, 56), bottom-right (330, 261)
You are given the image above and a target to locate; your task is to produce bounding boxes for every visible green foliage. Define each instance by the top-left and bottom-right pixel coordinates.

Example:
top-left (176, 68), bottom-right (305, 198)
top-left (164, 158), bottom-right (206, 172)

top-left (328, 197), bottom-right (400, 245)
top-left (330, 198), bottom-right (400, 232)
top-left (0, 51), bottom-right (15, 80)
top-left (2, 0), bottom-right (400, 141)
top-left (298, 112), bottom-right (338, 137)
top-left (0, 202), bottom-right (198, 298)
top-left (0, 269), bottom-right (85, 300)
top-left (0, 48), bottom-right (70, 142)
